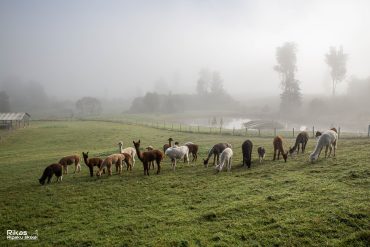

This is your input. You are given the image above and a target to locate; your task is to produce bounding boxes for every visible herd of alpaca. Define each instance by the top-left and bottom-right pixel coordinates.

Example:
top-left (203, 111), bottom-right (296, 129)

top-left (39, 128), bottom-right (339, 184)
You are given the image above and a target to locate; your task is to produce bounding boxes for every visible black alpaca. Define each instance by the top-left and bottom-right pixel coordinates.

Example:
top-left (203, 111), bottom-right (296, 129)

top-left (242, 140), bottom-right (253, 168)
top-left (39, 163), bottom-right (63, 185)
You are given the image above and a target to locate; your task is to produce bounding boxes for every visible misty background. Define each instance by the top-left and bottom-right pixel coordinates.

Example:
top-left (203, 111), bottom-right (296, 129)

top-left (0, 0), bottom-right (369, 131)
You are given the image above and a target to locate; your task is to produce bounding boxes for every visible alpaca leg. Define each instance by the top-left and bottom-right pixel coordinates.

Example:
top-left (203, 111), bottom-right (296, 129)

top-left (277, 150), bottom-right (281, 160)
top-left (47, 175), bottom-right (52, 184)
top-left (156, 160), bottom-right (161, 175)
top-left (213, 155), bottom-right (216, 166)
top-left (273, 149), bottom-right (276, 161)
top-left (228, 158), bottom-right (232, 171)
top-left (324, 145), bottom-right (329, 158)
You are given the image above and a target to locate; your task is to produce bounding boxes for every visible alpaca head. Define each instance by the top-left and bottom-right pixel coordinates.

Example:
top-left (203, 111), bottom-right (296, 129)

top-left (203, 158), bottom-right (209, 166)
top-left (288, 147), bottom-right (295, 156)
top-left (282, 152), bottom-right (288, 162)
top-left (168, 137), bottom-right (173, 142)
top-left (146, 145), bottom-right (154, 151)
top-left (258, 147), bottom-right (265, 157)
top-left (133, 140), bottom-right (141, 149)
top-left (309, 153), bottom-right (317, 163)
top-left (315, 131), bottom-right (322, 138)
top-left (82, 152), bottom-right (89, 159)
top-left (39, 178), bottom-right (45, 185)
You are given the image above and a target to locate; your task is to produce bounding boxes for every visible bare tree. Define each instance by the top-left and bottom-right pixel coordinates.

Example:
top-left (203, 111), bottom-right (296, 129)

top-left (196, 69), bottom-right (211, 95)
top-left (274, 42), bottom-right (302, 113)
top-left (325, 46), bottom-right (348, 96)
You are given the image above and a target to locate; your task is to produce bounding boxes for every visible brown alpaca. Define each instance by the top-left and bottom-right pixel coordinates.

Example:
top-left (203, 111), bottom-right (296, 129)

top-left (82, 152), bottom-right (104, 177)
top-left (121, 153), bottom-right (133, 171)
top-left (133, 140), bottom-right (164, 176)
top-left (289, 132), bottom-right (309, 154)
top-left (273, 136), bottom-right (288, 162)
top-left (96, 154), bottom-right (124, 177)
top-left (145, 146), bottom-right (155, 169)
top-left (185, 143), bottom-right (199, 162)
top-left (59, 155), bottom-right (81, 174)
top-left (163, 138), bottom-right (173, 153)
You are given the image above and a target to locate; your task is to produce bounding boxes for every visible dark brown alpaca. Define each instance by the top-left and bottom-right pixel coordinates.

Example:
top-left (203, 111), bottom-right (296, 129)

top-left (203, 143), bottom-right (232, 167)
top-left (163, 138), bottom-right (174, 153)
top-left (185, 143), bottom-right (199, 162)
top-left (145, 146), bottom-right (155, 169)
top-left (82, 152), bottom-right (104, 177)
top-left (289, 132), bottom-right (309, 154)
top-left (59, 155), bottom-right (81, 174)
top-left (134, 140), bottom-right (164, 176)
top-left (242, 140), bottom-right (253, 168)
top-left (273, 136), bottom-right (288, 162)
top-left (39, 163), bottom-right (63, 185)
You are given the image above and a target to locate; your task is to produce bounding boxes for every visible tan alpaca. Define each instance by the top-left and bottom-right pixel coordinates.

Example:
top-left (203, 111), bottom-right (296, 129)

top-left (59, 155), bottom-right (81, 174)
top-left (96, 154), bottom-right (124, 176)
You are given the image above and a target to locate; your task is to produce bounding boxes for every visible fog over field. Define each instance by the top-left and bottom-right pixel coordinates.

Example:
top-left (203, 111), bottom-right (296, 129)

top-left (0, 0), bottom-right (369, 130)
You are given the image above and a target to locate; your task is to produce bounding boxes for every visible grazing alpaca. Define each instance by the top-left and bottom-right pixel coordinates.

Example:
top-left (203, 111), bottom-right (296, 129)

top-left (163, 138), bottom-right (174, 152)
top-left (185, 143), bottom-right (199, 162)
top-left (145, 146), bottom-right (155, 169)
top-left (273, 136), bottom-right (288, 162)
top-left (118, 141), bottom-right (137, 167)
top-left (96, 154), bottom-right (124, 177)
top-left (203, 143), bottom-right (232, 167)
top-left (215, 148), bottom-right (233, 172)
top-left (82, 152), bottom-right (104, 177)
top-left (165, 145), bottom-right (189, 171)
top-left (242, 140), bottom-right (253, 168)
top-left (316, 128), bottom-right (338, 146)
top-left (257, 147), bottom-right (266, 163)
top-left (59, 155), bottom-right (81, 174)
top-left (309, 130), bottom-right (338, 162)
top-left (39, 163), bottom-right (63, 185)
top-left (133, 140), bottom-right (164, 176)
top-left (289, 131), bottom-right (309, 155)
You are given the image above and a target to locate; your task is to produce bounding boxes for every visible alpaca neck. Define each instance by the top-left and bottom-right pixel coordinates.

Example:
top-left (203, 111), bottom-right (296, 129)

top-left (207, 147), bottom-right (214, 160)
top-left (168, 139), bottom-right (172, 147)
top-left (134, 145), bottom-right (144, 162)
top-left (83, 156), bottom-right (89, 165)
top-left (118, 144), bottom-right (123, 153)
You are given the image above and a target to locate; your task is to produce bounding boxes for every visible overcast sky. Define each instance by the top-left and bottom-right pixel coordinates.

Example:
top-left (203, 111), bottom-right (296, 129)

top-left (0, 0), bottom-right (369, 100)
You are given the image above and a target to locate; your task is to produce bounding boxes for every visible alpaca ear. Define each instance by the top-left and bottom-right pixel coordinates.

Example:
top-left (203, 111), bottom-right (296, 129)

top-left (138, 140), bottom-right (141, 143)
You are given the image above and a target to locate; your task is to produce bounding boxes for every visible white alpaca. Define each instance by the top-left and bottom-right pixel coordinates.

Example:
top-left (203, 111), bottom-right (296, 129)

top-left (118, 141), bottom-right (137, 167)
top-left (215, 148), bottom-right (233, 172)
top-left (165, 145), bottom-right (189, 171)
top-left (309, 130), bottom-right (338, 162)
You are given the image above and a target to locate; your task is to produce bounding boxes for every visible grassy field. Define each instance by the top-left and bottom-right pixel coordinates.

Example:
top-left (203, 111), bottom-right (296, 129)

top-left (0, 120), bottom-right (369, 246)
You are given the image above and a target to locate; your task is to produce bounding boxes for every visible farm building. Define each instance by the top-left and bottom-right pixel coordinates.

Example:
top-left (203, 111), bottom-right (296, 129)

top-left (0, 112), bottom-right (31, 129)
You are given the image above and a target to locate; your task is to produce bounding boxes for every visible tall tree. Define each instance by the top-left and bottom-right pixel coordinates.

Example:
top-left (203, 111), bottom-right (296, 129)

top-left (210, 71), bottom-right (225, 95)
top-left (0, 91), bottom-right (10, 112)
top-left (325, 46), bottom-right (348, 96)
top-left (196, 69), bottom-right (211, 95)
top-left (274, 42), bottom-right (302, 112)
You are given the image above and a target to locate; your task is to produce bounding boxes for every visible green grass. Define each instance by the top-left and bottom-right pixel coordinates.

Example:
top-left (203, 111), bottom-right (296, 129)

top-left (0, 121), bottom-right (369, 246)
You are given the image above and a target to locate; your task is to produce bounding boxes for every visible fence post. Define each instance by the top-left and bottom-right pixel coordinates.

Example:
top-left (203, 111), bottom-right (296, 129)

top-left (233, 127), bottom-right (235, 136)
top-left (368, 125), bottom-right (370, 138)
top-left (274, 128), bottom-right (276, 137)
top-left (172, 123), bottom-right (174, 130)
top-left (219, 127), bottom-right (222, 134)
top-left (245, 128), bottom-right (248, 136)
top-left (180, 124), bottom-right (182, 132)
top-left (338, 127), bottom-right (341, 139)
top-left (312, 126), bottom-right (315, 138)
top-left (164, 121), bottom-right (166, 129)
top-left (293, 128), bottom-right (295, 137)
top-left (210, 127), bottom-right (212, 133)
top-left (198, 125), bottom-right (200, 133)
top-left (258, 129), bottom-right (261, 137)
